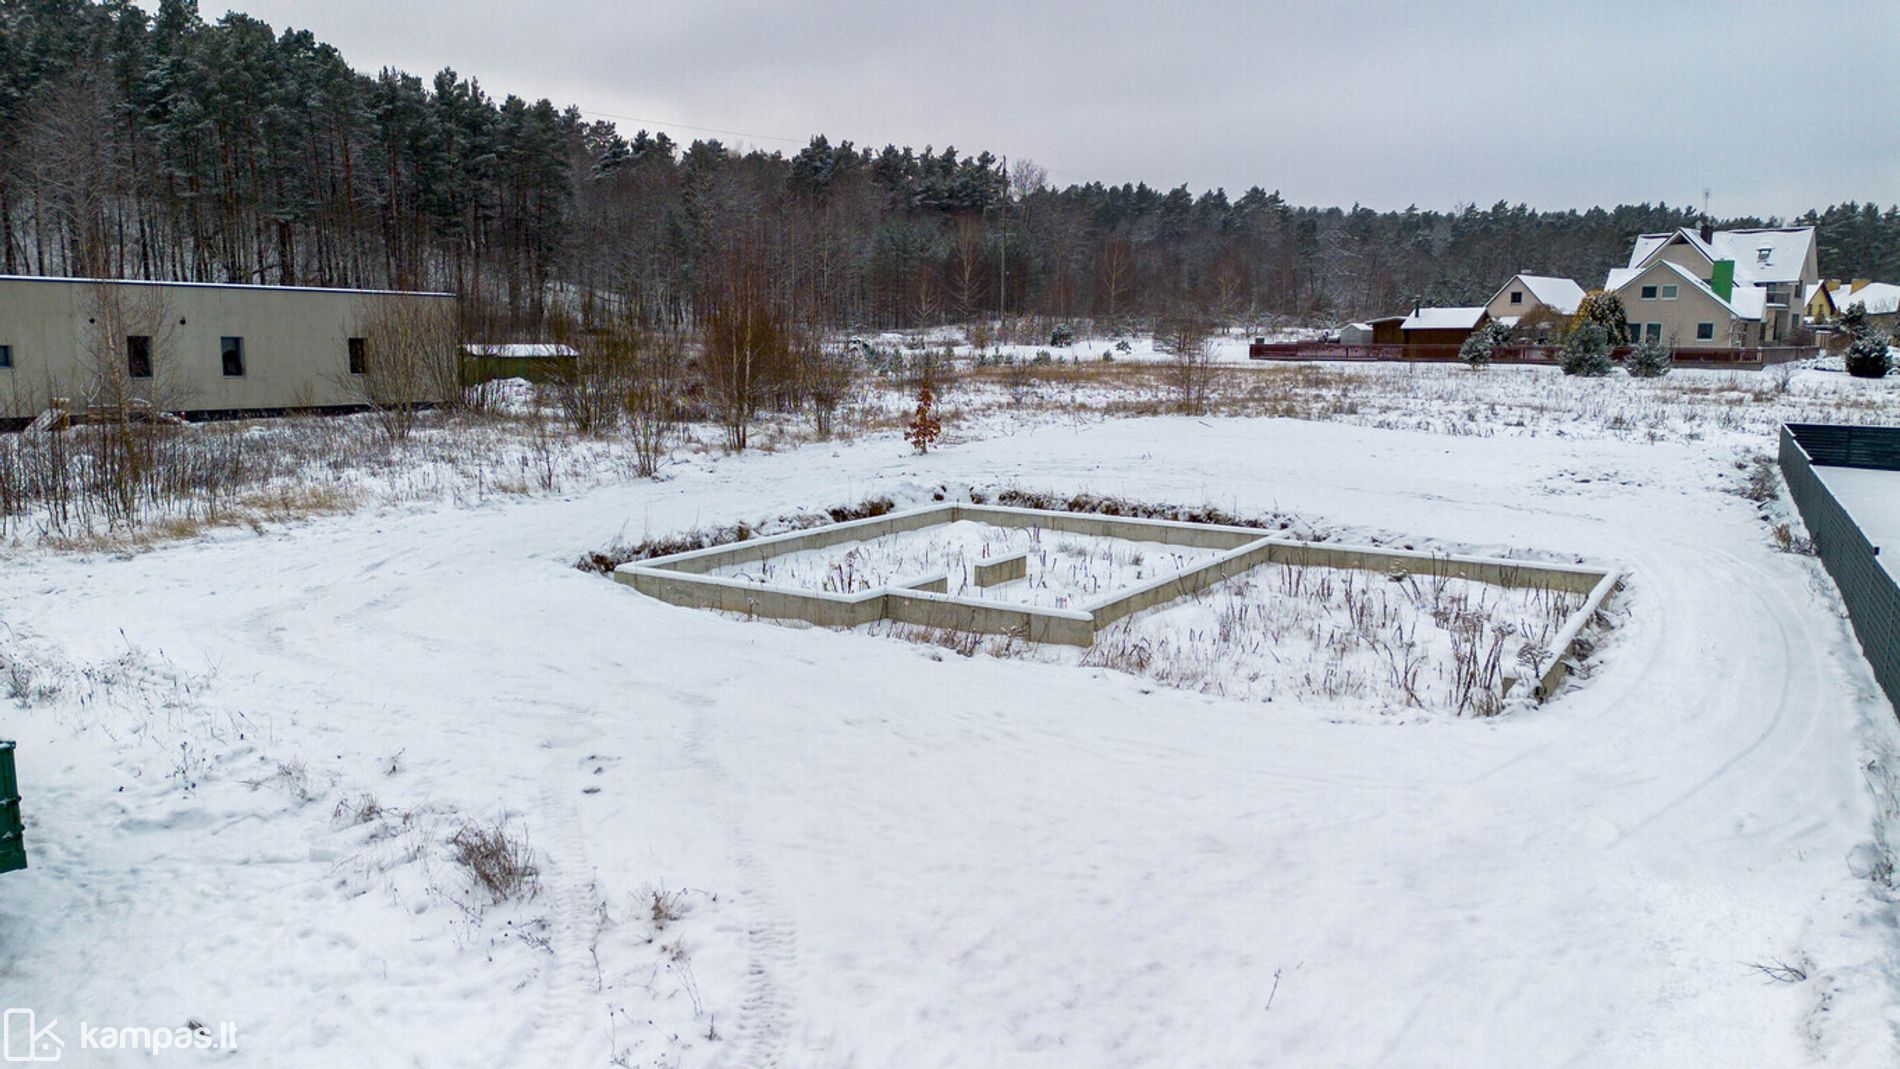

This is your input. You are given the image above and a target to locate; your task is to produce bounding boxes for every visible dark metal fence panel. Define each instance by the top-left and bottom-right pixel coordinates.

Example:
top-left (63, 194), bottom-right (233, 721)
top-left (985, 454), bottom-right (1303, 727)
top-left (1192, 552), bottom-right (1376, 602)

top-left (1780, 425), bottom-right (1900, 716)
top-left (0, 741), bottom-right (23, 874)
top-left (1783, 422), bottom-right (1900, 470)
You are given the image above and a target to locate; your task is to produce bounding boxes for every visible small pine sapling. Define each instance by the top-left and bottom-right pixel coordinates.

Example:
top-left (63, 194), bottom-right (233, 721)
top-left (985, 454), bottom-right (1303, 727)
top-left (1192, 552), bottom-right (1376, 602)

top-left (1459, 320), bottom-right (1510, 369)
top-left (1625, 338), bottom-right (1672, 378)
top-left (905, 386), bottom-right (942, 453)
top-left (1560, 322), bottom-right (1614, 377)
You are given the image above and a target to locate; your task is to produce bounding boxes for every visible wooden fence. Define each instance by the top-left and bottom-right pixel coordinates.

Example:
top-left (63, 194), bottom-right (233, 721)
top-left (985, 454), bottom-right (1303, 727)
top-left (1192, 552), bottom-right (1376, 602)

top-left (1247, 341), bottom-right (1812, 369)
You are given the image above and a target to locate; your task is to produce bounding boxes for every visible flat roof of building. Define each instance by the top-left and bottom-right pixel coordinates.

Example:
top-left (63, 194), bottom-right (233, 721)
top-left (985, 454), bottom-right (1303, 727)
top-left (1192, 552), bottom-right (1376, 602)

top-left (0, 274), bottom-right (456, 298)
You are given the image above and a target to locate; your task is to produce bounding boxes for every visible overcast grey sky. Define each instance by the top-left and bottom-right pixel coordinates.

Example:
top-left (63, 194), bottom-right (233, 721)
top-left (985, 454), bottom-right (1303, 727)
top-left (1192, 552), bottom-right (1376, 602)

top-left (203, 0), bottom-right (1896, 217)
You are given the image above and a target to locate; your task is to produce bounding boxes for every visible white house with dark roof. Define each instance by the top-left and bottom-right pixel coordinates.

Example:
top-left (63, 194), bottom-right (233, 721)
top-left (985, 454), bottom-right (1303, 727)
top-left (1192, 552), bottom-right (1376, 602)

top-left (1612, 224), bottom-right (1818, 344)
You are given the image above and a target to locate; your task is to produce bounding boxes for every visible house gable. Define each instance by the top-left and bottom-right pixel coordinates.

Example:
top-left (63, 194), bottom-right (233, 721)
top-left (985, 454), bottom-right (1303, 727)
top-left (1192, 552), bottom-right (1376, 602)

top-left (1482, 274), bottom-right (1585, 321)
top-left (1611, 260), bottom-right (1762, 348)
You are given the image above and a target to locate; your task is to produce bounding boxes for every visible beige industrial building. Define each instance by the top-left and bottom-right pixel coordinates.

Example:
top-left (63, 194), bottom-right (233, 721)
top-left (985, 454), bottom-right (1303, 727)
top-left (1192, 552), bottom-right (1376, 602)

top-left (0, 275), bottom-right (456, 425)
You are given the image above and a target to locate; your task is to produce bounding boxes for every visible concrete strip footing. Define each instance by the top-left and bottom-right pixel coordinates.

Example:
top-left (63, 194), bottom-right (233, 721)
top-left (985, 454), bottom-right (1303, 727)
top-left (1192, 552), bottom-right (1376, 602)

top-left (973, 552), bottom-right (1028, 588)
top-left (615, 503), bottom-right (1618, 700)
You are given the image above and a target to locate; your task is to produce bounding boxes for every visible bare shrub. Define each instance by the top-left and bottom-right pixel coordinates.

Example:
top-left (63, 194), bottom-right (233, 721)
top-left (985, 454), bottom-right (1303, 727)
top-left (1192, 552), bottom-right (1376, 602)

top-left (797, 341), bottom-right (860, 440)
top-left (450, 818), bottom-right (541, 904)
top-left (347, 297), bottom-right (459, 441)
top-left (1734, 454), bottom-right (1780, 503)
top-left (1001, 356), bottom-right (1036, 406)
top-left (1767, 359), bottom-right (1797, 395)
top-left (627, 331), bottom-right (685, 477)
top-left (545, 314), bottom-right (636, 435)
top-left (1156, 311), bottom-right (1216, 414)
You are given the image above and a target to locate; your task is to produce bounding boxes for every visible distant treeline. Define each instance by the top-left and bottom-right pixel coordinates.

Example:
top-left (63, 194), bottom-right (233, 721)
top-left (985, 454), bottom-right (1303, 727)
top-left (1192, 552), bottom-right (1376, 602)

top-left (5, 0), bottom-right (1899, 331)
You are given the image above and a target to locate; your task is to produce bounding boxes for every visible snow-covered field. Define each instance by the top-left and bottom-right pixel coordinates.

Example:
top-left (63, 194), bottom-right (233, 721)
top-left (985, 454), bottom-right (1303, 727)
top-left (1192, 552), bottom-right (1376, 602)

top-left (3, 362), bottom-right (1900, 1066)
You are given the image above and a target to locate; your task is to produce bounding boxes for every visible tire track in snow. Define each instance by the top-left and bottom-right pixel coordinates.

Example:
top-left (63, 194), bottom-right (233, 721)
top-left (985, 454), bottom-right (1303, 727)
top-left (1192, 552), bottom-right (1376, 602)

top-left (526, 771), bottom-right (612, 1069)
top-left (680, 695), bottom-right (804, 1069)
top-left (1616, 546), bottom-right (1817, 843)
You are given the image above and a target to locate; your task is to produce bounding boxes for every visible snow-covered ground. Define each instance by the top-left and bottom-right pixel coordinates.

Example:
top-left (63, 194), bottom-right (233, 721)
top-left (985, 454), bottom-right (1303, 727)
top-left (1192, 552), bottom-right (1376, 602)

top-left (3, 364), bottom-right (1900, 1066)
top-left (1816, 465), bottom-right (1900, 577)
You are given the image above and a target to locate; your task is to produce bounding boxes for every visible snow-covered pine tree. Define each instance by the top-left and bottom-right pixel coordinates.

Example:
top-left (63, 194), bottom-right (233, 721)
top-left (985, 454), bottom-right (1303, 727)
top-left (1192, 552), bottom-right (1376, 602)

top-left (1560, 322), bottom-right (1614, 377)
top-left (1571, 292), bottom-right (1632, 345)
top-left (1837, 301), bottom-right (1891, 377)
top-left (1838, 302), bottom-right (1870, 339)
top-left (1845, 330), bottom-right (1893, 379)
top-left (1459, 320), bottom-right (1510, 369)
top-left (1625, 338), bottom-right (1671, 378)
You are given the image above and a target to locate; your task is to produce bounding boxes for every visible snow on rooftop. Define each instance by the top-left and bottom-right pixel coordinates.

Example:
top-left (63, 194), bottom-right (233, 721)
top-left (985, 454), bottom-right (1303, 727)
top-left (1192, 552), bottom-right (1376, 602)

top-left (1625, 227), bottom-right (1815, 285)
top-left (1496, 274), bottom-right (1585, 315)
top-left (1400, 306), bottom-right (1487, 331)
top-left (1836, 282), bottom-right (1900, 316)
top-left (461, 343), bottom-right (579, 358)
top-left (0, 273), bottom-right (455, 298)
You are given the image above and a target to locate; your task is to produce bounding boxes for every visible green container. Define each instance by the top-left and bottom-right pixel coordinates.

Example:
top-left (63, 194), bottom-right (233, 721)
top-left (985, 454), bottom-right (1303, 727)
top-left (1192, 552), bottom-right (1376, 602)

top-left (0, 741), bottom-right (24, 874)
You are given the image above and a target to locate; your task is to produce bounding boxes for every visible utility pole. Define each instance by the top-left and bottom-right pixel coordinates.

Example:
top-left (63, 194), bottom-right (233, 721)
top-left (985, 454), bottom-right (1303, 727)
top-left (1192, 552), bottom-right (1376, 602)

top-left (998, 155), bottom-right (1007, 332)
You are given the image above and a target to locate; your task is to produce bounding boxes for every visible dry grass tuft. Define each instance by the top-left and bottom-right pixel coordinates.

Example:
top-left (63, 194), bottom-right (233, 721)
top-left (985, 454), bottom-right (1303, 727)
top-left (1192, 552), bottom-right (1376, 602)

top-left (450, 818), bottom-right (541, 904)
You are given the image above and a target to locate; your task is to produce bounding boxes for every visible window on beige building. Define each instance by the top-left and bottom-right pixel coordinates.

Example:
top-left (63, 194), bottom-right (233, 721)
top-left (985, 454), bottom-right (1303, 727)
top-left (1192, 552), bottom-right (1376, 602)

top-left (127, 336), bottom-right (153, 379)
top-left (221, 336), bottom-right (246, 377)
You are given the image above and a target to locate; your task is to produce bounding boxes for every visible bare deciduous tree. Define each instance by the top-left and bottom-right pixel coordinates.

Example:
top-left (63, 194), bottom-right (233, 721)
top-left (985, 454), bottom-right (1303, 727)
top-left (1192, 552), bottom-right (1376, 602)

top-left (702, 244), bottom-right (793, 452)
top-left (948, 216), bottom-right (986, 324)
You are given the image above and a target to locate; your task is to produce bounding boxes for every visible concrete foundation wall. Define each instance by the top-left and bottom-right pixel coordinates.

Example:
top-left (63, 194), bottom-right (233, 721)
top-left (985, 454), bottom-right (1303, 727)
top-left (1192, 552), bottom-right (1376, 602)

top-left (884, 591), bottom-right (1094, 646)
top-left (652, 506), bottom-right (950, 575)
top-left (618, 568), bottom-right (887, 629)
top-left (973, 553), bottom-right (1028, 587)
top-left (955, 504), bottom-right (1263, 550)
top-left (616, 502), bottom-right (1617, 702)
